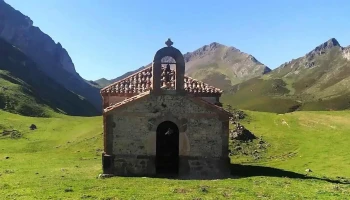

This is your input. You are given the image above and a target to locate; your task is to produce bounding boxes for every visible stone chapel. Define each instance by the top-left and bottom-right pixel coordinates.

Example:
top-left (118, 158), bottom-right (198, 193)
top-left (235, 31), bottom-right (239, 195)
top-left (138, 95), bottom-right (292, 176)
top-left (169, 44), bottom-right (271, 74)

top-left (100, 39), bottom-right (232, 179)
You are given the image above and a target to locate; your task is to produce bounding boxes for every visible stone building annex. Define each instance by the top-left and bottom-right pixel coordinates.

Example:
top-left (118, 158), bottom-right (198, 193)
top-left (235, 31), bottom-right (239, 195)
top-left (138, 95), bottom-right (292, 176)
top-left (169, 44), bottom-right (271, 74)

top-left (100, 39), bottom-right (232, 179)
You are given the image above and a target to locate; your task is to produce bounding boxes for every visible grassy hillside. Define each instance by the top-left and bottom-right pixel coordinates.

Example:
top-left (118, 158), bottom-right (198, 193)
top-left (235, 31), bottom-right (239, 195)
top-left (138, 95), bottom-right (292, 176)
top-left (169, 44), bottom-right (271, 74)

top-left (92, 78), bottom-right (111, 88)
top-left (0, 38), bottom-right (100, 117)
top-left (221, 77), bottom-right (301, 113)
top-left (1, 110), bottom-right (350, 199)
top-left (223, 40), bottom-right (350, 113)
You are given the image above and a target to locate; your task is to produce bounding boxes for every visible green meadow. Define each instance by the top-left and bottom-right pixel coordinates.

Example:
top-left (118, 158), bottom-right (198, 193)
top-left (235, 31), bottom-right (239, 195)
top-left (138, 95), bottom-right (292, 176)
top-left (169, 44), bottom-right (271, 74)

top-left (1, 110), bottom-right (350, 199)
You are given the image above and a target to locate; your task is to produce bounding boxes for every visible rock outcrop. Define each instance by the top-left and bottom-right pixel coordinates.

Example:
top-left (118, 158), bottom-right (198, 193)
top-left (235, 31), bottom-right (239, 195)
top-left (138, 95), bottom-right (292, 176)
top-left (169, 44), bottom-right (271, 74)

top-left (343, 46), bottom-right (350, 61)
top-left (305, 38), bottom-right (341, 60)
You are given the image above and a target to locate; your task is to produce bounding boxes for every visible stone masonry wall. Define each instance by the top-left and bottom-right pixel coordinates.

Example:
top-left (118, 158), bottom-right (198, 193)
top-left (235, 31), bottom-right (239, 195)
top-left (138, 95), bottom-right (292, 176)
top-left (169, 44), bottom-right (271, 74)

top-left (200, 97), bottom-right (216, 104)
top-left (111, 95), bottom-right (215, 114)
top-left (185, 117), bottom-right (223, 157)
top-left (181, 157), bottom-right (230, 179)
top-left (106, 94), bottom-right (229, 177)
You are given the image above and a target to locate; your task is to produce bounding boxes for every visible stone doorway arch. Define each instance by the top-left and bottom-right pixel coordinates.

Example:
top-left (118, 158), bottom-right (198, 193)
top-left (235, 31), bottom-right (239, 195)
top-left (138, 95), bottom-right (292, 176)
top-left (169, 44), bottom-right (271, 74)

top-left (155, 121), bottom-right (179, 175)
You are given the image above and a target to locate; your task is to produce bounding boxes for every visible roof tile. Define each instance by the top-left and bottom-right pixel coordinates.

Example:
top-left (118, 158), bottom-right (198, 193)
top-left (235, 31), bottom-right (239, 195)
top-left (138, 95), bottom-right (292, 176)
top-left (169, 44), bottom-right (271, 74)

top-left (100, 66), bottom-right (223, 96)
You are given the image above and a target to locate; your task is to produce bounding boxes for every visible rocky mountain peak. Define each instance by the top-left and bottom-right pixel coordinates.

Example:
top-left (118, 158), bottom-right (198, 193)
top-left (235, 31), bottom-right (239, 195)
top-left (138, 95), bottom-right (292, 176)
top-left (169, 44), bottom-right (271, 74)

top-left (184, 42), bottom-right (228, 62)
top-left (306, 38), bottom-right (341, 58)
top-left (316, 38), bottom-right (340, 50)
top-left (197, 42), bottom-right (223, 53)
top-left (209, 42), bottom-right (223, 48)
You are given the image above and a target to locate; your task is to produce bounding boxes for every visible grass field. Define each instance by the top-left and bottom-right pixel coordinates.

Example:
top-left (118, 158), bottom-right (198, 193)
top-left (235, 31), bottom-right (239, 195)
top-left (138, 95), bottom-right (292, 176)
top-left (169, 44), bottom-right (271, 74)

top-left (1, 110), bottom-right (350, 199)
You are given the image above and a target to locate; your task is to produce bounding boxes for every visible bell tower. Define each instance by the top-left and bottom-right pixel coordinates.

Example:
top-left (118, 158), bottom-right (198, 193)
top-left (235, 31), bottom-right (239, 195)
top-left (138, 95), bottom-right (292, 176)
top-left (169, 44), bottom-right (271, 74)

top-left (152, 39), bottom-right (185, 94)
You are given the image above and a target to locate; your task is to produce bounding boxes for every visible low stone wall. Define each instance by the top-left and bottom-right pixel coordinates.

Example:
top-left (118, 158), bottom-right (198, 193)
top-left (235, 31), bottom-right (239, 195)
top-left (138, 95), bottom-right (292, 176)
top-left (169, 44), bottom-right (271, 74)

top-left (179, 156), bottom-right (230, 179)
top-left (103, 153), bottom-right (230, 179)
top-left (103, 154), bottom-right (156, 177)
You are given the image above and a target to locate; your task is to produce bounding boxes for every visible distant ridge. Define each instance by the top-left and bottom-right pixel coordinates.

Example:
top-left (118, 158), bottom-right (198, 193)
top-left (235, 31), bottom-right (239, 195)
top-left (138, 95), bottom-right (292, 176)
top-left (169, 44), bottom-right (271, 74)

top-left (97, 42), bottom-right (270, 90)
top-left (222, 38), bottom-right (350, 113)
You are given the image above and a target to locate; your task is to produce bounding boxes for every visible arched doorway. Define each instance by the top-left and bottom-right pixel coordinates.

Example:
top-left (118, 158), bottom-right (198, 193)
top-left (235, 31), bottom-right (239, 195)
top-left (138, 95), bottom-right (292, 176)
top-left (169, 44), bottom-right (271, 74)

top-left (156, 121), bottom-right (179, 175)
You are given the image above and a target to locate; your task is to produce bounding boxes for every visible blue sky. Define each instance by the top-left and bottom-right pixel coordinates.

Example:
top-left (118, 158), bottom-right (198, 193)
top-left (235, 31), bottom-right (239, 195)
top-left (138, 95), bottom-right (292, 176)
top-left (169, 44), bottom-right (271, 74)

top-left (6, 0), bottom-right (350, 80)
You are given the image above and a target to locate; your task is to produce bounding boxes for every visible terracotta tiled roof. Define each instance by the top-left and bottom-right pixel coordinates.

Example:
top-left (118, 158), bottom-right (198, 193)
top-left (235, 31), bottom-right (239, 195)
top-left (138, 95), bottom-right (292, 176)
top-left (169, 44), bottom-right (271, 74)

top-left (100, 66), bottom-right (223, 96)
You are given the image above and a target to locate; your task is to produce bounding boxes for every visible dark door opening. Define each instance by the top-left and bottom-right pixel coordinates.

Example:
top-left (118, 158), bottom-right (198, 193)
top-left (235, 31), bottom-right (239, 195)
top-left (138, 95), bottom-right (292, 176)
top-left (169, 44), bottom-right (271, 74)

top-left (156, 121), bottom-right (179, 175)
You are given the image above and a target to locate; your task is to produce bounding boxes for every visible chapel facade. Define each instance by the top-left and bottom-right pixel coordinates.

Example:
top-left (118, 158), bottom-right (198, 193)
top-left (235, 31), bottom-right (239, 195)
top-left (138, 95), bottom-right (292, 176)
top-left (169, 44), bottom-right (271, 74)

top-left (100, 39), bottom-right (232, 179)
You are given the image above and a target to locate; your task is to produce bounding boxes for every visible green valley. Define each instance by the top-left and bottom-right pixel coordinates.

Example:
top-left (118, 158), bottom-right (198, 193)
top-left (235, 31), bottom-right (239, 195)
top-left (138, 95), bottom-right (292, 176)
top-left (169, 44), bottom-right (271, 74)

top-left (1, 110), bottom-right (350, 199)
top-left (1, 1), bottom-right (350, 199)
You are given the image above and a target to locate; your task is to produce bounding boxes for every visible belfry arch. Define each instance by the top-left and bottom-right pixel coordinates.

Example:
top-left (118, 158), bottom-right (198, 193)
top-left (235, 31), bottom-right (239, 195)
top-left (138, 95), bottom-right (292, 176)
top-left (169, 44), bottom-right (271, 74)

top-left (151, 38), bottom-right (185, 94)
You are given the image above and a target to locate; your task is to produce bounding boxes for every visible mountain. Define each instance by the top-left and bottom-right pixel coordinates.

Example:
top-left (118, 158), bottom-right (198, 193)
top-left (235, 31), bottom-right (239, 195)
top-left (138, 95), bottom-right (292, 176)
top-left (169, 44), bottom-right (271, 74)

top-left (222, 38), bottom-right (350, 113)
top-left (91, 78), bottom-right (114, 88)
top-left (182, 42), bottom-right (271, 89)
top-left (0, 38), bottom-right (100, 117)
top-left (0, 0), bottom-right (101, 109)
top-left (98, 42), bottom-right (271, 89)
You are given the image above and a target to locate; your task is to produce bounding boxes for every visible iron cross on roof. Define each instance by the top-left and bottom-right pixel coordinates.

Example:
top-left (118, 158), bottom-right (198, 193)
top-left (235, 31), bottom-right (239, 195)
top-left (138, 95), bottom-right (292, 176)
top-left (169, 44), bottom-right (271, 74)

top-left (162, 38), bottom-right (176, 64)
top-left (165, 38), bottom-right (173, 47)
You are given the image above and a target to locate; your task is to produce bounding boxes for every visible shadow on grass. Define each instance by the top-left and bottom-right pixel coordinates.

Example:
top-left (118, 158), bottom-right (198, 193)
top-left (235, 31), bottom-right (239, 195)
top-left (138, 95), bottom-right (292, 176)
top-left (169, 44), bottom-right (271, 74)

top-left (151, 164), bottom-right (349, 184)
top-left (229, 164), bottom-right (349, 184)
top-left (103, 164), bottom-right (349, 184)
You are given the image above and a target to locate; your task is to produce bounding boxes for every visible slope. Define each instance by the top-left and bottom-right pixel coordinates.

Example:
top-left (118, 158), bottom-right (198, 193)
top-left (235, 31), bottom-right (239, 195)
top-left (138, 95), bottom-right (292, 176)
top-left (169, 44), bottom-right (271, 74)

top-left (183, 42), bottom-right (271, 89)
top-left (97, 42), bottom-right (271, 90)
top-left (0, 38), bottom-right (100, 117)
top-left (0, 1), bottom-right (102, 109)
top-left (0, 110), bottom-right (350, 199)
top-left (222, 38), bottom-right (350, 113)
top-left (92, 78), bottom-right (112, 88)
